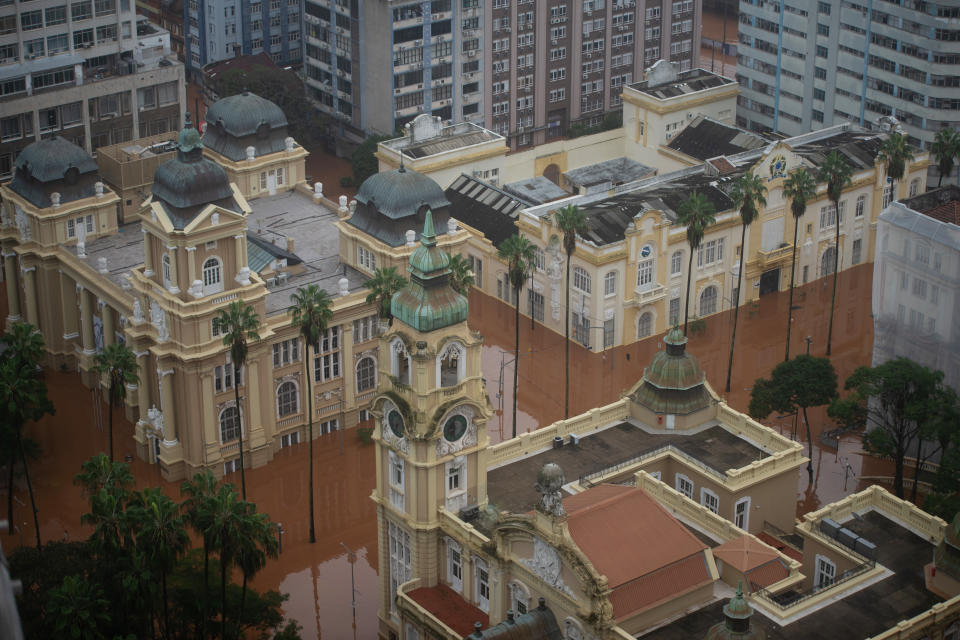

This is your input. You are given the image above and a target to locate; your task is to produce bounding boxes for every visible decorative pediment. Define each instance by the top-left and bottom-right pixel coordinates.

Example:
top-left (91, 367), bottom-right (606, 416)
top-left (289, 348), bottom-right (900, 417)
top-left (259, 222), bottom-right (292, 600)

top-left (752, 143), bottom-right (811, 183)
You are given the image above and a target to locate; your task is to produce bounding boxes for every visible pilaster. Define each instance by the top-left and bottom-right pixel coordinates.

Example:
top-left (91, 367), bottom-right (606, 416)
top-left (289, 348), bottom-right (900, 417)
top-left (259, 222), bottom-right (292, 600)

top-left (3, 251), bottom-right (21, 328)
top-left (142, 228), bottom-right (154, 276)
top-left (166, 245), bottom-right (180, 294)
top-left (20, 265), bottom-right (38, 327)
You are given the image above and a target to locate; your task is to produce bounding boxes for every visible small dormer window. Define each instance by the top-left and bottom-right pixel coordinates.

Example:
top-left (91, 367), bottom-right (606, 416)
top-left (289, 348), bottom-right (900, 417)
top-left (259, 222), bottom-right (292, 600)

top-left (162, 254), bottom-right (171, 288)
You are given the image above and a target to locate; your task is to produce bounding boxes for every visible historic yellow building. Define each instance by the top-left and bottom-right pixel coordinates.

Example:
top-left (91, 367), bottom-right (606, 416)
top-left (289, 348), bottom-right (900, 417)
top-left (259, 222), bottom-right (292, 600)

top-left (371, 216), bottom-right (960, 639)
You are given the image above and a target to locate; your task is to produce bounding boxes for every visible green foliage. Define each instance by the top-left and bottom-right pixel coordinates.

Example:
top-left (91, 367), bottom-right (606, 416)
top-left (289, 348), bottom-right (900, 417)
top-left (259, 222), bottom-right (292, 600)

top-left (364, 266), bottom-right (408, 321)
top-left (676, 191), bottom-right (717, 335)
top-left (729, 171), bottom-right (768, 229)
top-left (687, 318), bottom-right (706, 335)
top-left (818, 151), bottom-right (853, 207)
top-left (877, 131), bottom-right (915, 185)
top-left (46, 574), bottom-right (111, 640)
top-left (215, 64), bottom-right (329, 150)
top-left (289, 285), bottom-right (334, 349)
top-left (74, 453), bottom-right (135, 498)
top-left (498, 234), bottom-right (537, 295)
top-left (828, 358), bottom-right (954, 499)
top-left (447, 253), bottom-right (475, 295)
top-left (566, 111), bottom-right (622, 138)
top-left (92, 343), bottom-right (138, 405)
top-left (932, 127), bottom-right (960, 187)
top-left (351, 134), bottom-right (392, 185)
top-left (214, 301), bottom-right (262, 372)
top-left (553, 204), bottom-right (588, 258)
top-left (783, 168), bottom-right (817, 222)
top-left (356, 425), bottom-right (375, 444)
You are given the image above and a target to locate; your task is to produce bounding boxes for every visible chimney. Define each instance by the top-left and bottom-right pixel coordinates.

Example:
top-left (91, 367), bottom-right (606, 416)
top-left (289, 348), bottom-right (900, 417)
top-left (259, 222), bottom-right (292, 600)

top-left (287, 237), bottom-right (295, 253)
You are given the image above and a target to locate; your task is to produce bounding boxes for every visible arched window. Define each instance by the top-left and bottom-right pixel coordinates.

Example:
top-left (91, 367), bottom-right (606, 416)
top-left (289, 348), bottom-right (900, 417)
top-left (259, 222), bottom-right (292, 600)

top-left (356, 356), bottom-right (376, 392)
top-left (637, 312), bottom-right (653, 338)
top-left (821, 246), bottom-right (837, 277)
top-left (391, 339), bottom-right (411, 386)
top-left (671, 250), bottom-right (683, 275)
top-left (438, 342), bottom-right (464, 387)
top-left (855, 195), bottom-right (866, 218)
top-left (202, 257), bottom-right (223, 294)
top-left (277, 381), bottom-right (298, 417)
top-left (219, 406), bottom-right (241, 442)
top-left (573, 266), bottom-right (591, 293)
top-left (699, 286), bottom-right (718, 316)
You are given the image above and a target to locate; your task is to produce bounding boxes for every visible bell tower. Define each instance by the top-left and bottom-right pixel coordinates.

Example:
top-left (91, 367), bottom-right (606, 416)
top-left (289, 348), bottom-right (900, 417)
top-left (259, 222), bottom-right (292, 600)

top-left (373, 209), bottom-right (492, 638)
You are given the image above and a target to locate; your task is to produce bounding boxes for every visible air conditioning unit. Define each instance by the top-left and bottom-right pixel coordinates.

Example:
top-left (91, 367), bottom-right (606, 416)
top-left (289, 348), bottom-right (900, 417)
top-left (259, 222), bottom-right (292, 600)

top-left (551, 38), bottom-right (557, 45)
top-left (504, 27), bottom-right (511, 32)
top-left (583, 72), bottom-right (589, 79)
top-left (394, 87), bottom-right (401, 94)
top-left (415, 39), bottom-right (422, 46)
top-left (468, 50), bottom-right (475, 57)
top-left (551, 17), bottom-right (559, 24)
top-left (619, 25), bottom-right (626, 31)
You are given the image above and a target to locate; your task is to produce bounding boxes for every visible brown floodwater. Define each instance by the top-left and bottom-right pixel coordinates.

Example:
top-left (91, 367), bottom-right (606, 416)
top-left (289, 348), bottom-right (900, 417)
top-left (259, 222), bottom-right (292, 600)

top-left (4, 264), bottom-right (881, 638)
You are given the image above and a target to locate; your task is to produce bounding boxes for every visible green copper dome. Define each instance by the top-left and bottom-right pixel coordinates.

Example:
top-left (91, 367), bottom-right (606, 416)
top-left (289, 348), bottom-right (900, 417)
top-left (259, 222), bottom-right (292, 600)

top-left (391, 209), bottom-right (468, 332)
top-left (631, 326), bottom-right (712, 415)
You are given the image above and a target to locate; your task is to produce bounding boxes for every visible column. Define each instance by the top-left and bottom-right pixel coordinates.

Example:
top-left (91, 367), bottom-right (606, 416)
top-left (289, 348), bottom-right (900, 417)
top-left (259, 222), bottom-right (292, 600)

top-left (135, 350), bottom-right (151, 410)
top-left (142, 229), bottom-right (154, 276)
top-left (21, 266), bottom-right (38, 327)
top-left (245, 358), bottom-right (264, 448)
top-left (201, 373), bottom-right (219, 459)
top-left (166, 245), bottom-right (180, 294)
top-left (3, 251), bottom-right (21, 326)
top-left (158, 367), bottom-right (177, 443)
top-left (101, 302), bottom-right (115, 348)
top-left (234, 234), bottom-right (250, 284)
top-left (185, 245), bottom-right (197, 294)
top-left (59, 271), bottom-right (78, 339)
top-left (130, 88), bottom-right (139, 140)
top-left (79, 286), bottom-right (95, 354)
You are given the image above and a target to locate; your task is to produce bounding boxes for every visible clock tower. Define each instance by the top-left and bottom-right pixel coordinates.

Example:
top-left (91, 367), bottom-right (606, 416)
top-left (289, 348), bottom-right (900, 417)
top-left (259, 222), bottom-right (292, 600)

top-left (372, 209), bottom-right (492, 638)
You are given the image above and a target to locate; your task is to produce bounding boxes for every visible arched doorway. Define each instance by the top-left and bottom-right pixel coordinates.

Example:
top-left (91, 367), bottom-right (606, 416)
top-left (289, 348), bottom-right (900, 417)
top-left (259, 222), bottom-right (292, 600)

top-left (543, 163), bottom-right (561, 185)
top-left (821, 246), bottom-right (837, 277)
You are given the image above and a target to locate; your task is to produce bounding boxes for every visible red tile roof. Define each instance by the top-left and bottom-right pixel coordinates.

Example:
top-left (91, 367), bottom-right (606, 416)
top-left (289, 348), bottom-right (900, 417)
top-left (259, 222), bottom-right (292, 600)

top-left (745, 559), bottom-right (791, 590)
top-left (566, 484), bottom-right (707, 588)
top-left (924, 200), bottom-right (960, 225)
top-left (407, 583), bottom-right (489, 638)
top-left (756, 532), bottom-right (803, 562)
top-left (608, 553), bottom-right (712, 620)
top-left (713, 535), bottom-right (781, 573)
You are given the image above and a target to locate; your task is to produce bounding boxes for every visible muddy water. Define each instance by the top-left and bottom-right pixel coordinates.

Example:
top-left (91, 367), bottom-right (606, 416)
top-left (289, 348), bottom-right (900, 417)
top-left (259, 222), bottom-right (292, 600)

top-left (5, 264), bottom-right (878, 638)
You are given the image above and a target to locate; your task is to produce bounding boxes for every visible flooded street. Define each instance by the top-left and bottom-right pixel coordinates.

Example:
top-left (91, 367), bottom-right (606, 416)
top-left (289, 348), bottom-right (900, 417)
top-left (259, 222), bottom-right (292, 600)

top-left (5, 264), bottom-right (880, 638)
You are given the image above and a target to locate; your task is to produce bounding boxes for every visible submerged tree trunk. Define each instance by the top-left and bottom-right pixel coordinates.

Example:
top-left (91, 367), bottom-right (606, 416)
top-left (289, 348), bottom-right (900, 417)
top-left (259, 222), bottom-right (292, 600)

top-left (307, 341), bottom-right (316, 544)
top-left (235, 381), bottom-right (246, 501)
top-left (785, 217), bottom-right (800, 361)
top-left (684, 250), bottom-right (695, 335)
top-left (108, 382), bottom-right (116, 463)
top-left (16, 430), bottom-right (41, 550)
top-left (201, 542), bottom-right (210, 640)
top-left (803, 407), bottom-right (814, 484)
top-left (220, 555), bottom-right (228, 640)
top-left (236, 571), bottom-right (248, 640)
top-left (564, 257), bottom-right (571, 419)
top-left (826, 199), bottom-right (841, 356)
top-left (512, 287), bottom-right (520, 439)
top-left (911, 436), bottom-right (924, 503)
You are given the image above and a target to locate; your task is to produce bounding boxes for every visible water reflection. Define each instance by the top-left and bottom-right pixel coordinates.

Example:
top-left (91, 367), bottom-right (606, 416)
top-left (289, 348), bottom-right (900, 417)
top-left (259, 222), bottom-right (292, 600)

top-left (6, 264), bottom-right (879, 637)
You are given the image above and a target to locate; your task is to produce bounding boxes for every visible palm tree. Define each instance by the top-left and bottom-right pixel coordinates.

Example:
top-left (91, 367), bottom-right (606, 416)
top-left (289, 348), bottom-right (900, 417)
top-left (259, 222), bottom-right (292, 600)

top-left (132, 487), bottom-right (189, 640)
top-left (817, 151), bottom-right (853, 356)
top-left (447, 253), bottom-right (475, 295)
top-left (725, 172), bottom-right (767, 393)
top-left (553, 204), bottom-right (588, 419)
top-left (181, 470), bottom-right (219, 640)
top-left (74, 452), bottom-right (135, 497)
top-left (877, 131), bottom-right (915, 199)
top-left (288, 284), bottom-right (333, 544)
top-left (0, 322), bottom-right (53, 547)
top-left (233, 502), bottom-right (279, 640)
top-left (92, 342), bottom-right (139, 463)
top-left (675, 192), bottom-right (717, 336)
top-left (363, 266), bottom-right (407, 327)
top-left (497, 234), bottom-right (537, 438)
top-left (932, 127), bottom-right (960, 187)
top-left (782, 168), bottom-right (817, 361)
top-left (214, 301), bottom-right (262, 500)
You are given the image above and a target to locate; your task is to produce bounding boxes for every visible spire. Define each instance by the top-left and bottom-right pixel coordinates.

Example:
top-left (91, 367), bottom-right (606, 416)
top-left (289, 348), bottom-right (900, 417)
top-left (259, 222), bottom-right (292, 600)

top-left (176, 110), bottom-right (203, 160)
top-left (420, 208), bottom-right (437, 247)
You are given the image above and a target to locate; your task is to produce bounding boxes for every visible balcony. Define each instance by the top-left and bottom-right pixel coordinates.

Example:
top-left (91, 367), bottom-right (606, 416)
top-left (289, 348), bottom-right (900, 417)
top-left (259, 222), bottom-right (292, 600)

top-left (751, 243), bottom-right (794, 270)
top-left (629, 282), bottom-right (666, 307)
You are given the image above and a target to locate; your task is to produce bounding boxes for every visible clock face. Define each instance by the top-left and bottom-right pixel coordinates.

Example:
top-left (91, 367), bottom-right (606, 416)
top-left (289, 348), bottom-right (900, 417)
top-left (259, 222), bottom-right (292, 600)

top-left (443, 414), bottom-right (468, 442)
top-left (640, 244), bottom-right (652, 258)
top-left (387, 410), bottom-right (405, 438)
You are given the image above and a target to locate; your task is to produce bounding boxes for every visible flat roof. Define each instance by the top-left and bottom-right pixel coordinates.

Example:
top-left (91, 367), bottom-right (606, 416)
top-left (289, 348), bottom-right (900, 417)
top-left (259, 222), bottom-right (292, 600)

top-left (75, 190), bottom-right (367, 315)
top-left (628, 67), bottom-right (736, 100)
top-left (487, 422), bottom-right (767, 514)
top-left (667, 116), bottom-right (769, 161)
top-left (502, 176), bottom-right (570, 204)
top-left (563, 157), bottom-right (655, 188)
top-left (383, 122), bottom-right (504, 159)
top-left (647, 511), bottom-right (942, 639)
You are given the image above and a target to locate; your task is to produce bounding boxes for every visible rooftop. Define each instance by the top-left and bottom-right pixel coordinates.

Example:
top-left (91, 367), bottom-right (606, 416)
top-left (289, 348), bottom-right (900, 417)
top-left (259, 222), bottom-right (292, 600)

top-left (445, 174), bottom-right (528, 248)
top-left (502, 176), bottom-right (570, 205)
top-left (382, 116), bottom-right (505, 160)
top-left (880, 186), bottom-right (960, 252)
top-left (563, 157), bottom-right (656, 190)
top-left (74, 190), bottom-right (367, 315)
top-left (667, 116), bottom-right (770, 162)
top-left (628, 63), bottom-right (736, 100)
top-left (486, 422), bottom-right (767, 514)
top-left (648, 511), bottom-right (942, 639)
top-left (407, 583), bottom-right (488, 638)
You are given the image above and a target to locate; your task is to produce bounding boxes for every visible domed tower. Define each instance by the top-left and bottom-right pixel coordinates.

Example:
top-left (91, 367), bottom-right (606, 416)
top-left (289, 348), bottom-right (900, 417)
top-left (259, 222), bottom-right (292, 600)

top-left (704, 583), bottom-right (766, 640)
top-left (628, 326), bottom-right (714, 428)
top-left (373, 208), bottom-right (492, 639)
top-left (201, 91), bottom-right (306, 199)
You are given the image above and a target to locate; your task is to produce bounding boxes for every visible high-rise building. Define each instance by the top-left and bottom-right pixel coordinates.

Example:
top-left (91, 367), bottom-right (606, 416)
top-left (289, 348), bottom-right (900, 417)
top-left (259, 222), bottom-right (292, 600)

top-left (487, 0), bottom-right (702, 149)
top-left (0, 2), bottom-right (185, 177)
top-left (301, 0), bottom-right (702, 145)
top-left (184, 0), bottom-right (302, 77)
top-left (736, 0), bottom-right (960, 176)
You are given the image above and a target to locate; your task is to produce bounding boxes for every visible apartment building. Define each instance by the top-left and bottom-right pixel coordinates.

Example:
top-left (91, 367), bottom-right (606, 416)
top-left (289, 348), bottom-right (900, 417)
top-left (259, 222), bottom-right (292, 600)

top-left (184, 0), bottom-right (302, 77)
top-left (0, 0), bottom-right (185, 178)
top-left (487, 0), bottom-right (702, 149)
top-left (736, 0), bottom-right (960, 180)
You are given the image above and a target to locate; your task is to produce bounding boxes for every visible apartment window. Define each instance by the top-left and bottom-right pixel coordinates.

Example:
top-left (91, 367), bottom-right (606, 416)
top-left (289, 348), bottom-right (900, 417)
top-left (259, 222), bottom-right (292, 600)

top-left (882, 183), bottom-right (893, 207)
top-left (357, 246), bottom-right (376, 272)
top-left (637, 256), bottom-right (654, 290)
top-left (21, 10), bottom-right (43, 30)
top-left (318, 418), bottom-right (338, 434)
top-left (272, 338), bottom-right (301, 367)
top-left (855, 195), bottom-right (865, 218)
top-left (448, 541), bottom-right (463, 591)
top-left (219, 405), bottom-right (241, 442)
top-left (389, 450), bottom-right (405, 511)
top-left (353, 315), bottom-right (377, 344)
top-left (224, 459), bottom-right (240, 474)
top-left (46, 5), bottom-right (67, 25)
top-left (572, 311), bottom-right (590, 347)
top-left (356, 356), bottom-right (376, 392)
top-left (852, 239), bottom-right (862, 265)
top-left (573, 266), bottom-right (591, 293)
top-left (913, 277), bottom-right (927, 300)
top-left (734, 497), bottom-right (750, 529)
top-left (909, 179), bottom-right (920, 197)
top-left (603, 318), bottom-right (614, 348)
top-left (313, 326), bottom-right (341, 382)
top-left (277, 381), bottom-right (299, 417)
top-left (675, 473), bottom-right (693, 499)
top-left (670, 250), bottom-right (682, 275)
top-left (280, 431), bottom-right (300, 448)
top-left (819, 203), bottom-right (845, 230)
top-left (700, 488), bottom-right (719, 514)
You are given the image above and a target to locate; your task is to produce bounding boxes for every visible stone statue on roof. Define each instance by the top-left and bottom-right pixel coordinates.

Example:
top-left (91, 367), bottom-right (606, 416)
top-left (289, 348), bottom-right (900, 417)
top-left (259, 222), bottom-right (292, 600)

top-left (535, 462), bottom-right (567, 518)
